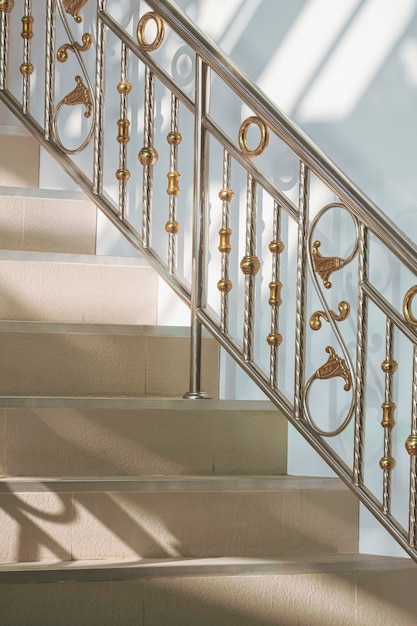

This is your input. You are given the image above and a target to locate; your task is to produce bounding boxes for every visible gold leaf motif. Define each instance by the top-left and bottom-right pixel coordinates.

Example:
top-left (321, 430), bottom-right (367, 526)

top-left (312, 240), bottom-right (346, 289)
top-left (61, 75), bottom-right (92, 118)
top-left (63, 0), bottom-right (89, 23)
top-left (310, 301), bottom-right (350, 330)
top-left (314, 346), bottom-right (352, 391)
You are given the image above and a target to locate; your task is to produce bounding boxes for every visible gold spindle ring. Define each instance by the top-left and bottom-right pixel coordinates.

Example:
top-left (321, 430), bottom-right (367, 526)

top-left (403, 286), bottom-right (417, 327)
top-left (238, 116), bottom-right (269, 158)
top-left (137, 12), bottom-right (165, 52)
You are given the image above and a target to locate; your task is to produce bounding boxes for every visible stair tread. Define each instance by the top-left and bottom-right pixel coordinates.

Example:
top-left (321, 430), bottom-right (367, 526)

top-left (0, 475), bottom-right (347, 493)
top-left (0, 248), bottom-right (147, 266)
top-left (0, 320), bottom-right (195, 335)
top-left (0, 554), bottom-right (413, 583)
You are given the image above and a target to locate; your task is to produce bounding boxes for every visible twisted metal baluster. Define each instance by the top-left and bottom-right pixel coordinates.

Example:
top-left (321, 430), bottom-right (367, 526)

top-left (294, 161), bottom-right (310, 419)
top-left (241, 173), bottom-right (259, 362)
top-left (116, 42), bottom-right (130, 220)
top-left (407, 346), bottom-right (417, 547)
top-left (21, 0), bottom-right (34, 114)
top-left (353, 223), bottom-right (369, 485)
top-left (44, 0), bottom-right (55, 140)
top-left (141, 65), bottom-right (155, 248)
top-left (380, 318), bottom-right (397, 514)
top-left (93, 0), bottom-right (106, 195)
top-left (166, 93), bottom-right (180, 273)
top-left (268, 201), bottom-right (283, 388)
top-left (0, 0), bottom-right (14, 91)
top-left (218, 149), bottom-right (233, 333)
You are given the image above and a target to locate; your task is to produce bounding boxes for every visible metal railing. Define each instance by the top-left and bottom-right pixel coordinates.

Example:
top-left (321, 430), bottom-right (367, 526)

top-left (1, 0), bottom-right (417, 561)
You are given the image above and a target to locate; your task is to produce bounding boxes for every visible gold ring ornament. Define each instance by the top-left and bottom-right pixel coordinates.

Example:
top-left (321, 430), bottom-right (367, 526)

top-left (238, 116), bottom-right (269, 158)
top-left (403, 285), bottom-right (417, 327)
top-left (137, 12), bottom-right (165, 52)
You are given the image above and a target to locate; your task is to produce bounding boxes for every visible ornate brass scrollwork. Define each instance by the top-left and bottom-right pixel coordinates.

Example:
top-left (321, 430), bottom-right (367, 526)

top-left (59, 75), bottom-right (92, 117)
top-left (403, 286), bottom-right (417, 328)
top-left (63, 0), bottom-right (89, 23)
top-left (238, 117), bottom-right (269, 158)
top-left (57, 33), bottom-right (92, 63)
top-left (137, 12), bottom-right (165, 51)
top-left (310, 301), bottom-right (350, 331)
top-left (312, 241), bottom-right (348, 289)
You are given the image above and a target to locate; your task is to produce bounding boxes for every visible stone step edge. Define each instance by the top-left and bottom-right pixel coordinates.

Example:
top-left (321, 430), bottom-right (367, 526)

top-left (0, 321), bottom-right (197, 336)
top-left (0, 184), bottom-right (89, 200)
top-left (0, 554), bottom-right (413, 583)
top-left (0, 248), bottom-right (148, 266)
top-left (0, 475), bottom-right (346, 494)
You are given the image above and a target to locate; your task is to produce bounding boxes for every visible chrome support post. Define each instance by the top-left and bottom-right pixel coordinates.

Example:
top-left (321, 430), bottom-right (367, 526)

top-left (0, 0), bottom-right (14, 91)
top-left (44, 0), bottom-right (55, 139)
top-left (184, 54), bottom-right (210, 399)
top-left (93, 0), bottom-right (107, 195)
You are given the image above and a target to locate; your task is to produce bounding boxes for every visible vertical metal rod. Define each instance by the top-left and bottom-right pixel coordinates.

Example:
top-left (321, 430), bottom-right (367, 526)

top-left (0, 1), bottom-right (14, 91)
top-left (219, 148), bottom-right (232, 333)
top-left (184, 54), bottom-right (210, 399)
top-left (44, 0), bottom-right (55, 139)
top-left (21, 0), bottom-right (32, 114)
top-left (142, 65), bottom-right (155, 248)
top-left (294, 161), bottom-right (310, 419)
top-left (118, 42), bottom-right (129, 221)
top-left (269, 200), bottom-right (282, 388)
top-left (353, 223), bottom-right (369, 485)
top-left (408, 346), bottom-right (417, 546)
top-left (382, 318), bottom-right (395, 514)
top-left (242, 173), bottom-right (258, 362)
top-left (167, 93), bottom-right (179, 273)
top-left (93, 0), bottom-right (107, 195)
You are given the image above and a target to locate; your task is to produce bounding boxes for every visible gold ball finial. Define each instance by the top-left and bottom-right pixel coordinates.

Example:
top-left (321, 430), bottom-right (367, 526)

top-left (405, 435), bottom-right (417, 456)
top-left (138, 147), bottom-right (158, 166)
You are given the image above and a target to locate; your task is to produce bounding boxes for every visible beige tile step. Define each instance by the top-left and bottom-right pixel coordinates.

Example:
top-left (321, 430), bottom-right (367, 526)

top-left (0, 250), bottom-right (158, 324)
top-left (0, 324), bottom-right (218, 398)
top-left (0, 187), bottom-right (97, 254)
top-left (0, 135), bottom-right (39, 188)
top-left (0, 556), bottom-right (416, 626)
top-left (0, 399), bottom-right (287, 477)
top-left (0, 476), bottom-right (358, 563)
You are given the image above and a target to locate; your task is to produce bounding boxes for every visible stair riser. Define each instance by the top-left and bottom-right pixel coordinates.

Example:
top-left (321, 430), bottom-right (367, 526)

top-left (0, 407), bottom-right (287, 477)
top-left (0, 334), bottom-right (218, 397)
top-left (0, 260), bottom-right (157, 324)
top-left (0, 135), bottom-right (39, 188)
top-left (0, 194), bottom-right (97, 254)
top-left (0, 488), bottom-right (358, 563)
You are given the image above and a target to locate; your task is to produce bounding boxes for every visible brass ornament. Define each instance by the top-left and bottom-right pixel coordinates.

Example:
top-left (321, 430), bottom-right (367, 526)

top-left (379, 457), bottom-right (396, 471)
top-left (117, 119), bottom-right (130, 143)
top-left (138, 147), bottom-right (158, 166)
top-left (217, 279), bottom-right (233, 293)
top-left (63, 0), bottom-right (89, 23)
top-left (309, 301), bottom-right (350, 331)
top-left (57, 33), bottom-right (93, 63)
top-left (267, 333), bottom-right (282, 347)
top-left (314, 346), bottom-right (352, 392)
top-left (115, 168), bottom-right (130, 181)
top-left (381, 402), bottom-right (396, 429)
top-left (312, 240), bottom-right (347, 289)
top-left (269, 240), bottom-right (285, 254)
top-left (137, 12), bottom-right (165, 52)
top-left (21, 15), bottom-right (34, 39)
top-left (268, 281), bottom-right (282, 307)
top-left (0, 1), bottom-right (15, 12)
top-left (238, 116), bottom-right (269, 158)
top-left (20, 63), bottom-right (34, 75)
top-left (165, 221), bottom-right (180, 234)
top-left (240, 255), bottom-right (261, 275)
top-left (59, 75), bottom-right (92, 117)
top-left (167, 171), bottom-right (180, 196)
top-left (218, 188), bottom-right (234, 202)
top-left (403, 285), bottom-right (417, 328)
top-left (167, 131), bottom-right (182, 145)
top-left (218, 228), bottom-right (232, 254)
top-left (117, 81), bottom-right (132, 95)
top-left (381, 359), bottom-right (398, 374)
top-left (405, 434), bottom-right (417, 456)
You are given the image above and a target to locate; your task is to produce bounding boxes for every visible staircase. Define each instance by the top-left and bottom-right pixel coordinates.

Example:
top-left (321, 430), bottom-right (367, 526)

top-left (0, 134), bottom-right (416, 626)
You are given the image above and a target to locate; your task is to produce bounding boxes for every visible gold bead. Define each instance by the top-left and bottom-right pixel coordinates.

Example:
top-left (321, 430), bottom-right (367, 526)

top-left (405, 435), bottom-right (417, 456)
top-left (138, 146), bottom-right (158, 166)
top-left (269, 240), bottom-right (285, 254)
top-left (240, 256), bottom-right (261, 275)
top-left (167, 131), bottom-right (182, 145)
top-left (165, 220), bottom-right (180, 234)
top-left (381, 402), bottom-right (396, 428)
top-left (268, 281), bottom-right (282, 307)
top-left (379, 457), bottom-right (396, 471)
top-left (381, 359), bottom-right (398, 374)
top-left (218, 228), bottom-right (232, 254)
top-left (117, 81), bottom-right (132, 94)
top-left (117, 119), bottom-right (130, 143)
top-left (167, 171), bottom-right (180, 196)
top-left (217, 279), bottom-right (232, 293)
top-left (0, 1), bottom-right (15, 12)
top-left (21, 15), bottom-right (34, 39)
top-left (267, 333), bottom-right (282, 347)
top-left (218, 188), bottom-right (234, 202)
top-left (116, 168), bottom-right (130, 181)
top-left (20, 63), bottom-right (34, 75)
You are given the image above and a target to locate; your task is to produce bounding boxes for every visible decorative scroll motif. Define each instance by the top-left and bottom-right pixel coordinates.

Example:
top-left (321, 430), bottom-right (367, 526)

top-left (238, 116), bottom-right (269, 158)
top-left (312, 241), bottom-right (349, 289)
top-left (59, 74), bottom-right (92, 117)
top-left (137, 12), bottom-right (165, 52)
top-left (57, 33), bottom-right (92, 63)
top-left (309, 301), bottom-right (350, 331)
top-left (403, 286), bottom-right (417, 328)
top-left (63, 0), bottom-right (88, 23)
top-left (314, 346), bottom-right (352, 391)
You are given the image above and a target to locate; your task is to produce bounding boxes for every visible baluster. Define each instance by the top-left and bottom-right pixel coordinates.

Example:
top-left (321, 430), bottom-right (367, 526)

top-left (353, 223), bottom-right (369, 485)
top-left (44, 0), bottom-right (55, 140)
top-left (217, 149), bottom-right (233, 333)
top-left (380, 319), bottom-right (397, 514)
top-left (93, 0), bottom-right (107, 195)
top-left (268, 201), bottom-right (284, 388)
top-left (166, 93), bottom-right (181, 274)
top-left (406, 346), bottom-right (417, 547)
top-left (294, 161), bottom-right (310, 419)
top-left (0, 0), bottom-right (15, 91)
top-left (138, 65), bottom-right (157, 248)
top-left (20, 0), bottom-right (34, 114)
top-left (116, 42), bottom-right (131, 221)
